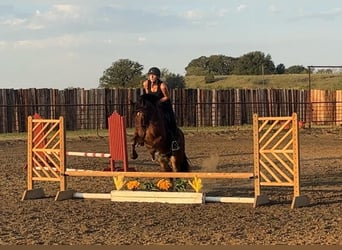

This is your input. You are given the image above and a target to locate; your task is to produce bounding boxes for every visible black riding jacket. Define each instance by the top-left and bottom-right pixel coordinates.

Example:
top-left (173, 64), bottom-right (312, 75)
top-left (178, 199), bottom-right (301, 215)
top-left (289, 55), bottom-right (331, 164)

top-left (145, 79), bottom-right (164, 100)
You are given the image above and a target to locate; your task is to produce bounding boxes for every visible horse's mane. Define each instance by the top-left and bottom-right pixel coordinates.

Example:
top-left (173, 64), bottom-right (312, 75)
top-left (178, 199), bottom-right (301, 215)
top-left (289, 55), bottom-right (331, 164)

top-left (133, 93), bottom-right (160, 115)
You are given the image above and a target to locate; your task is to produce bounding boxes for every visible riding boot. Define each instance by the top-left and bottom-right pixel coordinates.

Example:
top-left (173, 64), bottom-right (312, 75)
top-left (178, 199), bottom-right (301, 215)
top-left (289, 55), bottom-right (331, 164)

top-left (163, 116), bottom-right (179, 151)
top-left (170, 124), bottom-right (180, 151)
top-left (162, 102), bottom-right (180, 151)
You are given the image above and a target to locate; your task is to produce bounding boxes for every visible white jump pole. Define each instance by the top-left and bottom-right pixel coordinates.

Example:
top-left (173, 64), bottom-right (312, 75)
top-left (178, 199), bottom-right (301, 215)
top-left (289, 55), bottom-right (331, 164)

top-left (72, 192), bottom-right (111, 199)
top-left (205, 196), bottom-right (255, 203)
top-left (66, 152), bottom-right (111, 158)
top-left (70, 192), bottom-right (255, 204)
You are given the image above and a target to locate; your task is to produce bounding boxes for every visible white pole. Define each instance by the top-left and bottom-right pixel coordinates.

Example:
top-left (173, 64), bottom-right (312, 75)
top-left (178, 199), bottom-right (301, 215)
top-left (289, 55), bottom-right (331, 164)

top-left (73, 192), bottom-right (111, 199)
top-left (205, 196), bottom-right (254, 203)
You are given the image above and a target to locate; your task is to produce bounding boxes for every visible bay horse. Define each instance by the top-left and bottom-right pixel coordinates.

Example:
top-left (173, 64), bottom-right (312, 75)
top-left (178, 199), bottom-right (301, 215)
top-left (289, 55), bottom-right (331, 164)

top-left (131, 94), bottom-right (190, 173)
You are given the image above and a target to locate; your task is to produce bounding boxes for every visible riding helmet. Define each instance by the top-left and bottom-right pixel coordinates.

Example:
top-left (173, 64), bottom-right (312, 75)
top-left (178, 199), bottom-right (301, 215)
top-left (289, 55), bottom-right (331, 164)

top-left (147, 67), bottom-right (161, 77)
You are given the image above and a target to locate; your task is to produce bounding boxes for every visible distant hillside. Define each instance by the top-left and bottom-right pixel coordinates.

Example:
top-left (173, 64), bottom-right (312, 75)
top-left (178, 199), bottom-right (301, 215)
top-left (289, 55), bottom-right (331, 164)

top-left (184, 74), bottom-right (342, 90)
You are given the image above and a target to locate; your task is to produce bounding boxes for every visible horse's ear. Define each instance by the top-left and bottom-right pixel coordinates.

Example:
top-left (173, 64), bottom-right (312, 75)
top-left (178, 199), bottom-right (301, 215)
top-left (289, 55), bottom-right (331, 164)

top-left (129, 99), bottom-right (135, 110)
top-left (129, 99), bottom-right (136, 113)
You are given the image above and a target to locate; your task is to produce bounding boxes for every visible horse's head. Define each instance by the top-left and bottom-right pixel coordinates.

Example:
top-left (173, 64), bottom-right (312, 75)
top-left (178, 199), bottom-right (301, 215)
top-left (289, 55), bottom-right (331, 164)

top-left (132, 94), bottom-right (160, 139)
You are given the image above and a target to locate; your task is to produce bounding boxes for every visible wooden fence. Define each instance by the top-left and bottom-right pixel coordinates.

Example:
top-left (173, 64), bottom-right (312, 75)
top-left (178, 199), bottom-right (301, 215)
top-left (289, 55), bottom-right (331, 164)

top-left (0, 88), bottom-right (341, 133)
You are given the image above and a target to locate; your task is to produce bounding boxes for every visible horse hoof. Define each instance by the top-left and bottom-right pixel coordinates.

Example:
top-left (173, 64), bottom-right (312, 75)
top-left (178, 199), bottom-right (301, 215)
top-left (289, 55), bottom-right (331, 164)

top-left (131, 152), bottom-right (138, 160)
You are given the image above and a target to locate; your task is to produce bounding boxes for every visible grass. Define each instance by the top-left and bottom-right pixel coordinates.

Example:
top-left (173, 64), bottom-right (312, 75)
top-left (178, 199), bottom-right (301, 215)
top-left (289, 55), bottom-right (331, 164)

top-left (185, 73), bottom-right (342, 90)
top-left (0, 132), bottom-right (27, 141)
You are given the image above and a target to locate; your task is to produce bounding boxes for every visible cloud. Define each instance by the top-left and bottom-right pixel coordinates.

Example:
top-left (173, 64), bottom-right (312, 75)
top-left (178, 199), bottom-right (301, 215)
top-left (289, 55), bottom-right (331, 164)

top-left (183, 9), bottom-right (204, 20)
top-left (52, 4), bottom-right (80, 16)
top-left (2, 2), bottom-right (219, 43)
top-left (218, 8), bottom-right (230, 17)
top-left (316, 7), bottom-right (342, 19)
top-left (138, 36), bottom-right (146, 42)
top-left (9, 34), bottom-right (91, 50)
top-left (269, 4), bottom-right (280, 13)
top-left (181, 7), bottom-right (231, 27)
top-left (295, 7), bottom-right (342, 21)
top-left (236, 4), bottom-right (247, 12)
top-left (1, 4), bottom-right (87, 40)
top-left (0, 41), bottom-right (7, 49)
top-left (0, 17), bottom-right (26, 25)
top-left (0, 2), bottom-right (190, 53)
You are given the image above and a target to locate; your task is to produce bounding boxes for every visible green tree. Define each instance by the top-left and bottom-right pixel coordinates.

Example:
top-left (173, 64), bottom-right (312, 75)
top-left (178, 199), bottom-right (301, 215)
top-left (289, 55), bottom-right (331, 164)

top-left (185, 56), bottom-right (210, 76)
top-left (285, 65), bottom-right (308, 74)
top-left (207, 55), bottom-right (236, 75)
top-left (233, 51), bottom-right (275, 75)
top-left (99, 59), bottom-right (143, 88)
top-left (161, 68), bottom-right (185, 89)
top-left (185, 55), bottom-right (236, 75)
top-left (276, 63), bottom-right (286, 74)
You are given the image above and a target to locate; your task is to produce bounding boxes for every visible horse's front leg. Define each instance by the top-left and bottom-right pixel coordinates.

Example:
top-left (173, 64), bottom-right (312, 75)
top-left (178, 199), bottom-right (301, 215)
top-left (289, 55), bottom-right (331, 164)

top-left (168, 156), bottom-right (179, 190)
top-left (169, 155), bottom-right (179, 172)
top-left (148, 136), bottom-right (162, 162)
top-left (156, 155), bottom-right (175, 189)
top-left (131, 136), bottom-right (138, 160)
top-left (157, 155), bottom-right (172, 172)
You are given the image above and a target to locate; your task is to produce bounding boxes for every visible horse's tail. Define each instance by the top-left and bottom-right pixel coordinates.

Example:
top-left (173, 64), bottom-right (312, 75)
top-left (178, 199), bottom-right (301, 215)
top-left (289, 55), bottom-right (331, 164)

top-left (180, 153), bottom-right (191, 172)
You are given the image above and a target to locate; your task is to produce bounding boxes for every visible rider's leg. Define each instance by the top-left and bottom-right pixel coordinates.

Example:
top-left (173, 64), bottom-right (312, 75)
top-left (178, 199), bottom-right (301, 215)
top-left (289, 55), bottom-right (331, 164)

top-left (168, 110), bottom-right (180, 151)
top-left (161, 101), bottom-right (180, 151)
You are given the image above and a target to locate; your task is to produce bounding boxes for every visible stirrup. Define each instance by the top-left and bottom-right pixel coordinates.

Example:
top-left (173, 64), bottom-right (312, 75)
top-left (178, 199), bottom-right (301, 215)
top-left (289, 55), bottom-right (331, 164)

top-left (171, 141), bottom-right (180, 151)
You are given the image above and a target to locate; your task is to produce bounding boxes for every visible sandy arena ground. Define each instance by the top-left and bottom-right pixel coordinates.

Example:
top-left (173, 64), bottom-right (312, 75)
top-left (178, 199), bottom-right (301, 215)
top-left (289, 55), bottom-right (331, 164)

top-left (0, 128), bottom-right (341, 245)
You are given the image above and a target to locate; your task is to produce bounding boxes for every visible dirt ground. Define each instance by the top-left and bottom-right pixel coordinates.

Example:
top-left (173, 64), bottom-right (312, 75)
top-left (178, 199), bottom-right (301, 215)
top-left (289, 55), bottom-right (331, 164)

top-left (0, 127), bottom-right (341, 245)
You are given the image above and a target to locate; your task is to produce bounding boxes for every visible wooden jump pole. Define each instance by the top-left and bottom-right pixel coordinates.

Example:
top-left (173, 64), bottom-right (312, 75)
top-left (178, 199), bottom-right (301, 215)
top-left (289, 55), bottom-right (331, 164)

top-left (64, 170), bottom-right (254, 179)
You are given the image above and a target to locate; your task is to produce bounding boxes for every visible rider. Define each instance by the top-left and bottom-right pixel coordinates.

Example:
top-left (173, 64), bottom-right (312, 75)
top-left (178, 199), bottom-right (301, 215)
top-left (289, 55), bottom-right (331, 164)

top-left (142, 67), bottom-right (180, 151)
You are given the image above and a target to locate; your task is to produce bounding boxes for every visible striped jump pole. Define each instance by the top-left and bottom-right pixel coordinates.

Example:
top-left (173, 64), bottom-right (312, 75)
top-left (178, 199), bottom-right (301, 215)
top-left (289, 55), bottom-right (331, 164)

top-left (66, 152), bottom-right (111, 158)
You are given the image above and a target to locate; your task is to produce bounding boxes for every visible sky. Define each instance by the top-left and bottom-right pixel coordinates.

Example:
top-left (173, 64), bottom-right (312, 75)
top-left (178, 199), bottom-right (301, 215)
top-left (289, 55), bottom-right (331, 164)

top-left (1, 0), bottom-right (342, 90)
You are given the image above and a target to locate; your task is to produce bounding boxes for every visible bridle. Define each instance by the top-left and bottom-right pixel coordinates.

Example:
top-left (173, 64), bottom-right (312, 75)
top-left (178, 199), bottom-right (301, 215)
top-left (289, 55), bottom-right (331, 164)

top-left (133, 99), bottom-right (152, 142)
top-left (135, 110), bottom-right (147, 139)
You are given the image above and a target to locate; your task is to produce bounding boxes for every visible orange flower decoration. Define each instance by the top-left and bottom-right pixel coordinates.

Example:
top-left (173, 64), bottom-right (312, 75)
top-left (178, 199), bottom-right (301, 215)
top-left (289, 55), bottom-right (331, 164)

top-left (157, 179), bottom-right (172, 191)
top-left (126, 180), bottom-right (140, 190)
